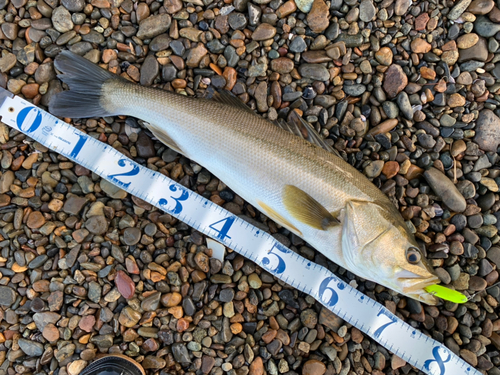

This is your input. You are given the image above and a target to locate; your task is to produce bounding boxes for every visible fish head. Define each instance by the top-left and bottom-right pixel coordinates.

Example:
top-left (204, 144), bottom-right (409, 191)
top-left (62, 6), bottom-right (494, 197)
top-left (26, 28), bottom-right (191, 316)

top-left (340, 200), bottom-right (440, 305)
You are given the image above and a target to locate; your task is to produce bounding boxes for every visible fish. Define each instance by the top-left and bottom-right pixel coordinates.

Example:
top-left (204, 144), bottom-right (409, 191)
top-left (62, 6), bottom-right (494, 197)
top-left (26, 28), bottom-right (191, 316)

top-left (50, 50), bottom-right (452, 305)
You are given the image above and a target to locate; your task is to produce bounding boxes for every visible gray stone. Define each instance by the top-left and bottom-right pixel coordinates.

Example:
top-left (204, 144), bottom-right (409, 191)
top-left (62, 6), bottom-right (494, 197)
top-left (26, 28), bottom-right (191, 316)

top-left (394, 0), bottom-right (411, 15)
top-left (448, 0), bottom-right (472, 20)
top-left (17, 43), bottom-right (36, 65)
top-left (33, 312), bottom-right (61, 330)
top-left (334, 33), bottom-right (363, 47)
top-left (85, 216), bottom-right (108, 235)
top-left (423, 167), bottom-right (466, 212)
top-left (172, 343), bottom-right (190, 363)
top-left (137, 14), bottom-right (171, 39)
top-left (100, 179), bottom-right (127, 199)
top-left (52, 6), bottom-right (74, 33)
top-left (474, 16), bottom-right (500, 37)
top-left (343, 84), bottom-right (366, 96)
top-left (18, 339), bottom-right (44, 357)
top-left (359, 0), bottom-right (376, 21)
top-left (140, 54), bottom-right (159, 86)
top-left (289, 36), bottom-right (307, 53)
top-left (61, 0), bottom-right (85, 11)
top-left (294, 0), bottom-right (313, 12)
top-left (0, 286), bottom-right (16, 306)
top-left (298, 64), bottom-right (330, 81)
top-left (228, 12), bottom-right (247, 30)
top-left (474, 109), bottom-right (500, 152)
top-left (397, 91), bottom-right (413, 120)
top-left (382, 101), bottom-right (399, 118)
top-left (248, 3), bottom-right (261, 26)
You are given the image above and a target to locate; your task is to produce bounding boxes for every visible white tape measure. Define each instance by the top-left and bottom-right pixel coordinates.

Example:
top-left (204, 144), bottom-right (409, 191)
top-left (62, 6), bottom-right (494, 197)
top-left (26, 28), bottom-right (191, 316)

top-left (0, 88), bottom-right (479, 375)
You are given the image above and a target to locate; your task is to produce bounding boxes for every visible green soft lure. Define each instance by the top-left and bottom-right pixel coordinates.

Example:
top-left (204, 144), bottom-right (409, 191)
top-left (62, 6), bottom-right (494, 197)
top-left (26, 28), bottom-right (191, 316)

top-left (424, 285), bottom-right (468, 304)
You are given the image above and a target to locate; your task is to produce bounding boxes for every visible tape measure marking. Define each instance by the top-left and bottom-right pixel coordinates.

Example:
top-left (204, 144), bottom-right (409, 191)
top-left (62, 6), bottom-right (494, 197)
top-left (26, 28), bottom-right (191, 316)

top-left (0, 92), bottom-right (479, 375)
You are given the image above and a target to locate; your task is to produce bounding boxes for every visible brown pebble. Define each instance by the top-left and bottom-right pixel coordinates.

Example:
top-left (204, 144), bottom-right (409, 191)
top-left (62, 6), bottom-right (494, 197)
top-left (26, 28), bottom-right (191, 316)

top-left (276, 0), bottom-right (297, 18)
top-left (79, 315), bottom-right (96, 332)
top-left (21, 83), bottom-right (39, 99)
top-left (467, 0), bottom-right (494, 14)
top-left (307, 0), bottom-right (330, 33)
top-left (115, 270), bottom-right (135, 299)
top-left (420, 67), bottom-right (436, 80)
top-left (447, 93), bottom-right (466, 108)
top-left (223, 67), bottom-right (237, 90)
top-left (411, 38), bottom-right (432, 53)
top-left (42, 323), bottom-right (59, 342)
top-left (368, 119), bottom-right (398, 136)
top-left (270, 57), bottom-right (294, 74)
top-left (391, 355), bottom-right (406, 370)
top-left (27, 211), bottom-right (46, 229)
top-left (177, 318), bottom-right (189, 332)
top-left (415, 13), bottom-right (430, 30)
top-left (252, 23), bottom-right (277, 41)
top-left (383, 64), bottom-right (408, 98)
top-left (161, 292), bottom-right (182, 307)
top-left (302, 360), bottom-right (326, 375)
top-left (382, 161), bottom-right (400, 178)
top-left (249, 357), bottom-right (264, 375)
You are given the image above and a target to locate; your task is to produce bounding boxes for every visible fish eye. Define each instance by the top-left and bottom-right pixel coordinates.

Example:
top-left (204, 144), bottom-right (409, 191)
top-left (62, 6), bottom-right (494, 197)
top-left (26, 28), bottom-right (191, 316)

top-left (406, 247), bottom-right (421, 264)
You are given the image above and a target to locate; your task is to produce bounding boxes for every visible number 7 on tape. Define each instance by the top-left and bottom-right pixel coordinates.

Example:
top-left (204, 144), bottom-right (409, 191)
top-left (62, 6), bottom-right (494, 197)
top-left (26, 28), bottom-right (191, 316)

top-left (373, 308), bottom-right (397, 339)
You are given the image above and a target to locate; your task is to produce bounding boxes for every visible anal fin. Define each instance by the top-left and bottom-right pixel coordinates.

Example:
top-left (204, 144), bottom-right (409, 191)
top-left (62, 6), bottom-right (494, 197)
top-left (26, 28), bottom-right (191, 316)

top-left (258, 200), bottom-right (303, 236)
top-left (148, 124), bottom-right (183, 155)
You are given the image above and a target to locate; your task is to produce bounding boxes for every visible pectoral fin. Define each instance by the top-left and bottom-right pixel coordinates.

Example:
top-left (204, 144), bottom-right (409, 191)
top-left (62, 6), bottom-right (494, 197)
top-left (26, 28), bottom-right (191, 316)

top-left (282, 185), bottom-right (339, 230)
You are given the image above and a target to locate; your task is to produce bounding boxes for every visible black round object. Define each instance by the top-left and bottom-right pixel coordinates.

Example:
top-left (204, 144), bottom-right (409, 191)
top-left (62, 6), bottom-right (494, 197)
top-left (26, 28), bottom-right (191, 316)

top-left (81, 355), bottom-right (145, 375)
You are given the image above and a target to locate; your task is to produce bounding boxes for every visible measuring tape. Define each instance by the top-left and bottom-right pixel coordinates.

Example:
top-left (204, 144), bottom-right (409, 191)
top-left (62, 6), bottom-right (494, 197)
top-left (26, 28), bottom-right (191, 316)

top-left (0, 88), bottom-right (479, 375)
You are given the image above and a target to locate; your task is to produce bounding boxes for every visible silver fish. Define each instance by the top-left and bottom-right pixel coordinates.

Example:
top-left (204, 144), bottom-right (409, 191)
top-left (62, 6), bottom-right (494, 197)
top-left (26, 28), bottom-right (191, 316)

top-left (50, 51), bottom-right (447, 304)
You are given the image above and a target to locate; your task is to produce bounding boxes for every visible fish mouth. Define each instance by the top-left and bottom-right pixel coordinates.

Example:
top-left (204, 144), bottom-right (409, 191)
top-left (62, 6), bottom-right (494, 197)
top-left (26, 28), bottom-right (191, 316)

top-left (396, 270), bottom-right (441, 305)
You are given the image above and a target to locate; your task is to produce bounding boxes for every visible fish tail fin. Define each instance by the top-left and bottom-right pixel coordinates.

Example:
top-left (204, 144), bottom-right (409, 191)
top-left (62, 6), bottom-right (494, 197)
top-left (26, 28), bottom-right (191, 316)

top-left (49, 50), bottom-right (126, 119)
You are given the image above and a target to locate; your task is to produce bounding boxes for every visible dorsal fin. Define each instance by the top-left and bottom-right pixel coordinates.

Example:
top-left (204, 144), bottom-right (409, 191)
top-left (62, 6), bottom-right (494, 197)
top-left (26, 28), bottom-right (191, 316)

top-left (210, 89), bottom-right (257, 115)
top-left (275, 110), bottom-right (342, 158)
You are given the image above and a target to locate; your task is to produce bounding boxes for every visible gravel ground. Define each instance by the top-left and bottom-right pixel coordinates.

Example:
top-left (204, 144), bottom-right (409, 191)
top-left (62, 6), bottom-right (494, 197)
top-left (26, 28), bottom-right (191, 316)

top-left (0, 0), bottom-right (499, 374)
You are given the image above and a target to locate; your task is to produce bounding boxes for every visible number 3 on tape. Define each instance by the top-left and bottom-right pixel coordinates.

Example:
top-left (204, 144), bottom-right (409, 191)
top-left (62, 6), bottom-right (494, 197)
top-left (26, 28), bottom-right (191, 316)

top-left (158, 185), bottom-right (189, 215)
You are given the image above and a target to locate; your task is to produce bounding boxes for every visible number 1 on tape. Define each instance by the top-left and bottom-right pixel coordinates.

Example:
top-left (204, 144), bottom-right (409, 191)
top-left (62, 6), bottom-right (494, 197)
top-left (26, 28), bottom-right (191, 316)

top-left (0, 87), bottom-right (480, 375)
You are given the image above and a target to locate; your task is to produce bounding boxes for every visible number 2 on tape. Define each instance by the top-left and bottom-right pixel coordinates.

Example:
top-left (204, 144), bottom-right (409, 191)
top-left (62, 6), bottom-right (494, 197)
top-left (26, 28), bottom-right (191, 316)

top-left (107, 159), bottom-right (140, 188)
